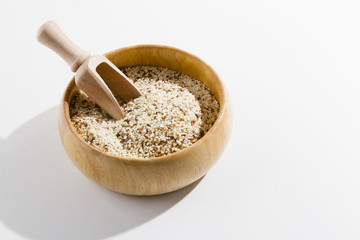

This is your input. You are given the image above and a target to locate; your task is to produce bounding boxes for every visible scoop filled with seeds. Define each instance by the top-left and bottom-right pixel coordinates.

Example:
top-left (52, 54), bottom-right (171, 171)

top-left (70, 66), bottom-right (219, 158)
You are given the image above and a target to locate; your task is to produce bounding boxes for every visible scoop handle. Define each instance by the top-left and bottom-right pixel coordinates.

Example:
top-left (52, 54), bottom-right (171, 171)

top-left (37, 21), bottom-right (90, 72)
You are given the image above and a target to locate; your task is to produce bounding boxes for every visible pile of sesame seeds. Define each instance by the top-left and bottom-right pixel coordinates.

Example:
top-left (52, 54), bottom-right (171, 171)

top-left (70, 66), bottom-right (219, 158)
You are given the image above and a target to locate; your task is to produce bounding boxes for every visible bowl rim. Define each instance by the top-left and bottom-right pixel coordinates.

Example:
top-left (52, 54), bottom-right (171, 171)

top-left (62, 44), bottom-right (227, 163)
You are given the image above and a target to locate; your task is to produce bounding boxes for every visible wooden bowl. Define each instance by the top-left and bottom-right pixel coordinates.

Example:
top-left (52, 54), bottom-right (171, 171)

top-left (59, 45), bottom-right (232, 195)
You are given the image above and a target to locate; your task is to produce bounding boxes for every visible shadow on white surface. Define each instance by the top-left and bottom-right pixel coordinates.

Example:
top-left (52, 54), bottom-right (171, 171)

top-left (0, 107), bottom-right (200, 240)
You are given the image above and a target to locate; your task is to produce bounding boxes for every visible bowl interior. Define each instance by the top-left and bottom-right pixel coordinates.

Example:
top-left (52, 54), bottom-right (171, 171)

top-left (63, 45), bottom-right (226, 161)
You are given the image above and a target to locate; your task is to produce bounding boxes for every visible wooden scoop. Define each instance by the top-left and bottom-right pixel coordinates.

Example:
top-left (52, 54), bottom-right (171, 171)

top-left (37, 21), bottom-right (141, 120)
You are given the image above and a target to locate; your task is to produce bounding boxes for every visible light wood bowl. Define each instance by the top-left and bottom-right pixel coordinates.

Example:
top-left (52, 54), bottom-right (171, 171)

top-left (59, 45), bottom-right (232, 195)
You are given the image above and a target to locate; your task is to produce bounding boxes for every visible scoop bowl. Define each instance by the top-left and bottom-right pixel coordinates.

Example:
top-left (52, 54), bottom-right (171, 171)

top-left (59, 45), bottom-right (232, 195)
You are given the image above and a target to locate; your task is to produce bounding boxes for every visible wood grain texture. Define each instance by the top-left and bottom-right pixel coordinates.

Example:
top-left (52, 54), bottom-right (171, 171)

top-left (59, 45), bottom-right (232, 195)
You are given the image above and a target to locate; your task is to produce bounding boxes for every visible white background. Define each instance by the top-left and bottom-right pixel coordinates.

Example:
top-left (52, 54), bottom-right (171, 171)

top-left (1, 0), bottom-right (360, 239)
